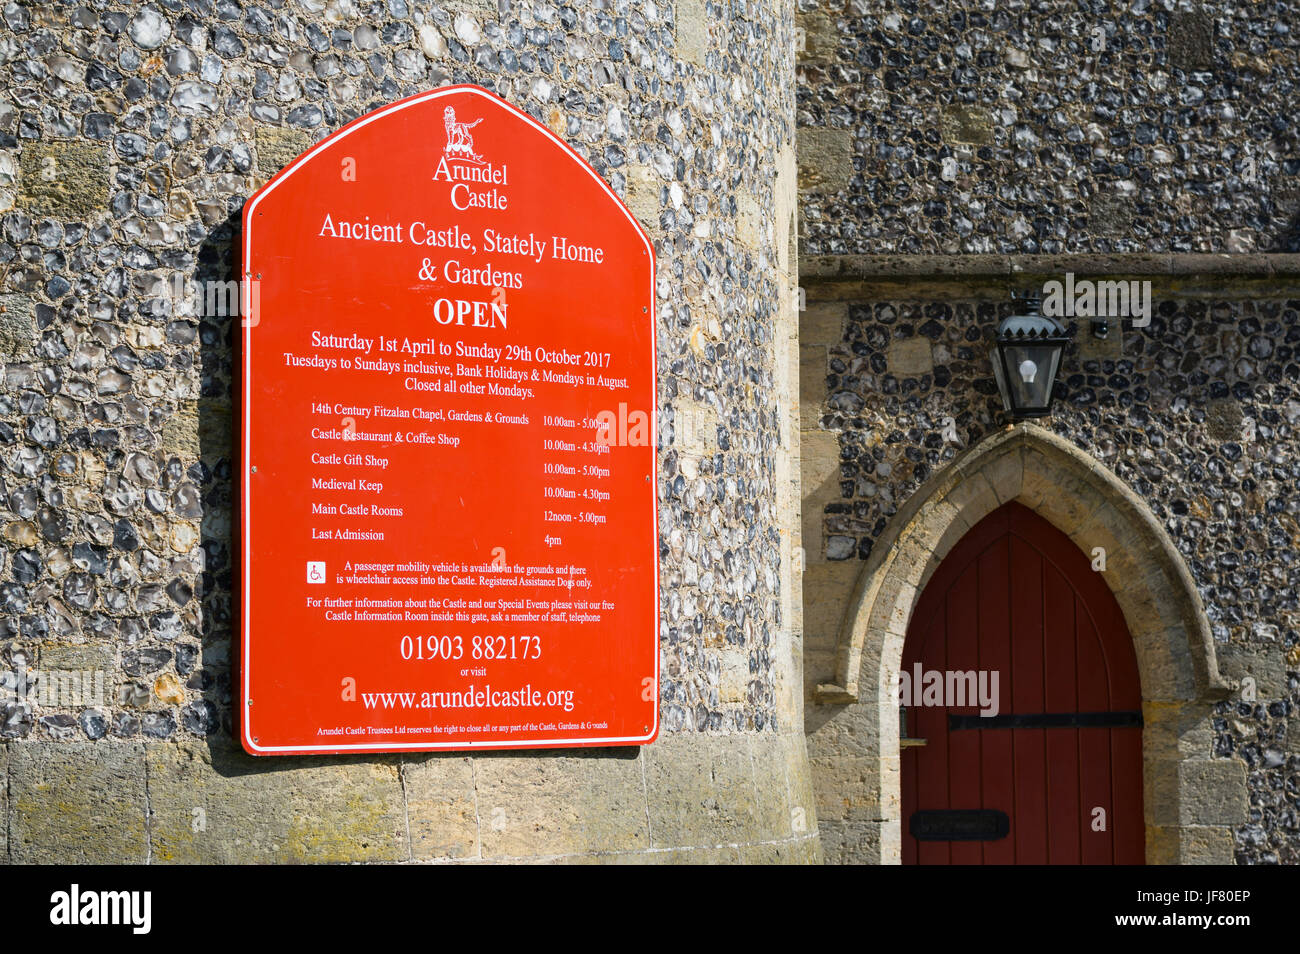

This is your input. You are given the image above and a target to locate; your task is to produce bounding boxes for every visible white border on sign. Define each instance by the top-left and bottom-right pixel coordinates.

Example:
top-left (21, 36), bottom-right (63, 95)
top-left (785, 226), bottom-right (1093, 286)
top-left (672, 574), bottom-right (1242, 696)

top-left (241, 84), bottom-right (659, 754)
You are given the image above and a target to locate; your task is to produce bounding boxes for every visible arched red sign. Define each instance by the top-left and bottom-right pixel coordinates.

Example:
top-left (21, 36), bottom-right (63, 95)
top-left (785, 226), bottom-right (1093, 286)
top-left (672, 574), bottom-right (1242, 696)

top-left (239, 85), bottom-right (657, 754)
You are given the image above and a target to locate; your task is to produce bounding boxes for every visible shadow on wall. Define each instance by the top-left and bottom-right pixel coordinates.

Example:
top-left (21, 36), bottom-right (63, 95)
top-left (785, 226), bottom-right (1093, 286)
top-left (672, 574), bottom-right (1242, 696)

top-left (193, 207), bottom-right (239, 766)
top-left (1284, 213), bottom-right (1300, 253)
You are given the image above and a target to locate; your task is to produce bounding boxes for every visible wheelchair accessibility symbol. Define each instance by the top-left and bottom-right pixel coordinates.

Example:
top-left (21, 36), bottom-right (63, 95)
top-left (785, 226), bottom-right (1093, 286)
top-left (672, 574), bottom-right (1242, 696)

top-left (307, 562), bottom-right (326, 584)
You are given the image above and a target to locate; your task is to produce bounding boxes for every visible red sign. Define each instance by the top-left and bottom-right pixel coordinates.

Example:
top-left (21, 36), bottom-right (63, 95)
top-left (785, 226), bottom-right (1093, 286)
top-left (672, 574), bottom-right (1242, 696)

top-left (239, 86), bottom-right (657, 754)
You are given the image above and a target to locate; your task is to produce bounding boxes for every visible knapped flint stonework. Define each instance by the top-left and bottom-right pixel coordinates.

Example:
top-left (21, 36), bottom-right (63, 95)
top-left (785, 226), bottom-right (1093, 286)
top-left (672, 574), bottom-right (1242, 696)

top-left (0, 0), bottom-right (818, 862)
top-left (795, 0), bottom-right (1300, 255)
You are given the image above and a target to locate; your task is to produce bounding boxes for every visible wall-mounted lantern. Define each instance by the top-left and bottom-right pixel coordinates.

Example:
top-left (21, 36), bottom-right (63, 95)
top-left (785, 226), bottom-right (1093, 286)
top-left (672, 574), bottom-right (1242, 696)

top-left (990, 296), bottom-right (1069, 419)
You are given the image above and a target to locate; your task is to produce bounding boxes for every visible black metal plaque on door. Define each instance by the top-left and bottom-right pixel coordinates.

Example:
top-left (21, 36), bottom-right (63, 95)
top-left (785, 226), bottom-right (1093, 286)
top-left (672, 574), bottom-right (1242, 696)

top-left (909, 809), bottom-right (1011, 841)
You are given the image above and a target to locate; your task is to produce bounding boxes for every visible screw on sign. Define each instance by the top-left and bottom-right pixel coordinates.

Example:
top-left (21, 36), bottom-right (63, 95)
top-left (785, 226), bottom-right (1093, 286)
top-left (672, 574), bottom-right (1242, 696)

top-left (240, 86), bottom-right (658, 754)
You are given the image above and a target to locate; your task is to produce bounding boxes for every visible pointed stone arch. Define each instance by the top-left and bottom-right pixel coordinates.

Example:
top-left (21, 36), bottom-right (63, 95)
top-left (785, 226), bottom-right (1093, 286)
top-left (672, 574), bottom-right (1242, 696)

top-left (810, 423), bottom-right (1238, 864)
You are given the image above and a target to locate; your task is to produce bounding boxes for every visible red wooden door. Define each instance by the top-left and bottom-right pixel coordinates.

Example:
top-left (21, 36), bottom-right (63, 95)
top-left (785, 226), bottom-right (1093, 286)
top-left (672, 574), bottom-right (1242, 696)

top-left (900, 502), bottom-right (1144, 864)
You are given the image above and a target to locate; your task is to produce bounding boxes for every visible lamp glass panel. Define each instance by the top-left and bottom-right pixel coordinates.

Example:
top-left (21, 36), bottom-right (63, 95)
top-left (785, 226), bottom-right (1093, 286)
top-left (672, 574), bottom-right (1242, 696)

top-left (989, 347), bottom-right (1012, 412)
top-left (999, 341), bottom-right (1062, 413)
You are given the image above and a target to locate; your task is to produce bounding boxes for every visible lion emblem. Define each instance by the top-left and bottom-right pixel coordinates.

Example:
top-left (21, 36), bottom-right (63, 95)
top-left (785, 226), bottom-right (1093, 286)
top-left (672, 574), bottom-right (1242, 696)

top-left (443, 106), bottom-right (485, 163)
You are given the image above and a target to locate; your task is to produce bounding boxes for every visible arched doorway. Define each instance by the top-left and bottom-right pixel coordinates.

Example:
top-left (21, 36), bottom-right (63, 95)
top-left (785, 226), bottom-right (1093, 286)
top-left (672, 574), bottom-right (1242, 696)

top-left (900, 502), bottom-right (1144, 864)
top-left (808, 424), bottom-right (1235, 864)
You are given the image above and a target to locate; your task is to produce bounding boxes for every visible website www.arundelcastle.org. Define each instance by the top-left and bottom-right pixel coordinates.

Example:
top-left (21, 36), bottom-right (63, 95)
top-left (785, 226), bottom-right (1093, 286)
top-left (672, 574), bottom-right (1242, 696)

top-left (311, 683), bottom-right (594, 742)
top-left (359, 684), bottom-right (576, 713)
top-left (325, 683), bottom-right (595, 741)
